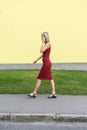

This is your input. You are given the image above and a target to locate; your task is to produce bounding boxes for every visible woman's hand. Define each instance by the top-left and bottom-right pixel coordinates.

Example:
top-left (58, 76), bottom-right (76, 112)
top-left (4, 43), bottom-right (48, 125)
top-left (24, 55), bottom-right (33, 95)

top-left (33, 60), bottom-right (37, 64)
top-left (40, 43), bottom-right (46, 53)
top-left (41, 42), bottom-right (45, 47)
top-left (40, 42), bottom-right (51, 53)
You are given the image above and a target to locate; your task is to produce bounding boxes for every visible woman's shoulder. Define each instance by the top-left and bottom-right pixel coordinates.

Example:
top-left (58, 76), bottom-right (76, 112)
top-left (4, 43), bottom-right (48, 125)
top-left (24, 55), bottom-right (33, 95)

top-left (46, 42), bottom-right (51, 47)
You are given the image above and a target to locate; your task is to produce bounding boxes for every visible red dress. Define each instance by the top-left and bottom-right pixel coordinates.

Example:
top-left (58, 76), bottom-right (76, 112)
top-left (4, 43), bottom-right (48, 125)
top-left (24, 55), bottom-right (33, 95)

top-left (37, 47), bottom-right (52, 80)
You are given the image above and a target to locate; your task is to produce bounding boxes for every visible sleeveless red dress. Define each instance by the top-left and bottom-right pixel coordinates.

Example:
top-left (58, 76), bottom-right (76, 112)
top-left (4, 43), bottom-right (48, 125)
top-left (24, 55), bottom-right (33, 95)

top-left (37, 47), bottom-right (52, 80)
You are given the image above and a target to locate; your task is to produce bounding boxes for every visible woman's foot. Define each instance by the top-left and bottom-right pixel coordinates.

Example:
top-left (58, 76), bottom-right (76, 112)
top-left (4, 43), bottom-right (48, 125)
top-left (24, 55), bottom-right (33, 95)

top-left (48, 94), bottom-right (57, 98)
top-left (27, 93), bottom-right (36, 98)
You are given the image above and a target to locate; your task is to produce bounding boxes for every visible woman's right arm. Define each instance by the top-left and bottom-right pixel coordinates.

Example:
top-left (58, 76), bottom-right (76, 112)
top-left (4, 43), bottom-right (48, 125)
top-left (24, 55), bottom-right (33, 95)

top-left (33, 54), bottom-right (43, 64)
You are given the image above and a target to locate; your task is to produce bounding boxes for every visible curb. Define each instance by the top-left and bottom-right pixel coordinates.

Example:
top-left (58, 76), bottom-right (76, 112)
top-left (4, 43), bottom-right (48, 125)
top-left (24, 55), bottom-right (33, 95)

top-left (0, 63), bottom-right (87, 70)
top-left (0, 113), bottom-right (87, 122)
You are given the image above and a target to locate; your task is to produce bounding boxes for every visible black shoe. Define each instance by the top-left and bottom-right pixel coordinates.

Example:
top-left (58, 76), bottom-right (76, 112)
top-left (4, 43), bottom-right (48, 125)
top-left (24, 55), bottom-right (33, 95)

top-left (48, 94), bottom-right (57, 98)
top-left (27, 93), bottom-right (36, 98)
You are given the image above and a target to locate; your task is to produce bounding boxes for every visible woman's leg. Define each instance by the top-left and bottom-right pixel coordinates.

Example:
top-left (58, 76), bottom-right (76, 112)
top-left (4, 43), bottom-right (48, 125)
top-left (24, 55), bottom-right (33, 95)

top-left (33, 79), bottom-right (41, 94)
top-left (50, 79), bottom-right (56, 95)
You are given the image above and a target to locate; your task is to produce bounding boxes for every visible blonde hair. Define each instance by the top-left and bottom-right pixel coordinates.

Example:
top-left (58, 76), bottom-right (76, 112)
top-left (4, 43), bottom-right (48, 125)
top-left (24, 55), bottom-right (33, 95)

top-left (41, 32), bottom-right (50, 43)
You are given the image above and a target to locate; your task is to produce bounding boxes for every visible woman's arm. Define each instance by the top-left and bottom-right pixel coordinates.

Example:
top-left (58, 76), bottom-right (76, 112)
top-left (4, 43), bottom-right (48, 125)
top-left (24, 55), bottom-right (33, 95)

top-left (33, 54), bottom-right (43, 64)
top-left (40, 42), bottom-right (51, 53)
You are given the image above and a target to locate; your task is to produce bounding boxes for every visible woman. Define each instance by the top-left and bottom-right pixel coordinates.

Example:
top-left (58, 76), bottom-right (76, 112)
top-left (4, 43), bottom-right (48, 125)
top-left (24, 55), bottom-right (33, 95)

top-left (28, 32), bottom-right (56, 98)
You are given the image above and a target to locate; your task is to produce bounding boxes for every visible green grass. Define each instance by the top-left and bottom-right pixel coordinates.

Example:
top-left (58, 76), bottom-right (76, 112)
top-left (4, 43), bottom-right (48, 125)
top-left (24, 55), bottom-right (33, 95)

top-left (0, 70), bottom-right (87, 95)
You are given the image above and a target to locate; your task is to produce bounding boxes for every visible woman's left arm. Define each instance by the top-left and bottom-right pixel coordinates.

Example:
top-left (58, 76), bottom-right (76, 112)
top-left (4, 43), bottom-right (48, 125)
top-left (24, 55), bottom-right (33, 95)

top-left (33, 54), bottom-right (43, 64)
top-left (40, 42), bottom-right (51, 53)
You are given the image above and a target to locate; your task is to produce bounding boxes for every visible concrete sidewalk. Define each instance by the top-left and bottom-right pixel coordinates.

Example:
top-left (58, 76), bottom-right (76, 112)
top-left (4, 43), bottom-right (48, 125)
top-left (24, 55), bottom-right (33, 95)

top-left (0, 94), bottom-right (87, 122)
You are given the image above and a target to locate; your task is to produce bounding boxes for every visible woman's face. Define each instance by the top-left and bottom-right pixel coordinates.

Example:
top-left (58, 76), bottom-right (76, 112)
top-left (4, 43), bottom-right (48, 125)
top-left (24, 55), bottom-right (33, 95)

top-left (41, 35), bottom-right (46, 43)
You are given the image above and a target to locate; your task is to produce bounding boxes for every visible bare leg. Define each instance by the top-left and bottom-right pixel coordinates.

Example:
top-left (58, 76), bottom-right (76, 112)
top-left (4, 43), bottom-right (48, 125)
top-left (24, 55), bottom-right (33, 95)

top-left (50, 79), bottom-right (56, 95)
top-left (33, 79), bottom-right (41, 94)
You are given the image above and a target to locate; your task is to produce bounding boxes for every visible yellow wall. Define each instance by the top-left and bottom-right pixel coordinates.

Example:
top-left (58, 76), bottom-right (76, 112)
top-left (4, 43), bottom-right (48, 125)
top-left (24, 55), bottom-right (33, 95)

top-left (0, 0), bottom-right (87, 63)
